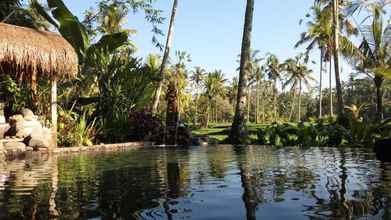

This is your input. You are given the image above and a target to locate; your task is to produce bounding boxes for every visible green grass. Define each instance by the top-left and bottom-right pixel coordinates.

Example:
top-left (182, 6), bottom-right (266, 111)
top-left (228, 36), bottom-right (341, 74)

top-left (192, 123), bottom-right (266, 143)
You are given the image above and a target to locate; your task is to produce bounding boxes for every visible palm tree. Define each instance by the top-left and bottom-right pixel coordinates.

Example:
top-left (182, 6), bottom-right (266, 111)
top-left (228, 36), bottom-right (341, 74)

top-left (190, 67), bottom-right (206, 126)
top-left (355, 2), bottom-right (391, 121)
top-left (228, 77), bottom-right (239, 105)
top-left (246, 50), bottom-right (263, 123)
top-left (315, 0), bottom-right (360, 120)
top-left (265, 53), bottom-right (283, 122)
top-left (284, 56), bottom-right (315, 121)
top-left (332, 0), bottom-right (345, 120)
top-left (230, 0), bottom-right (255, 143)
top-left (98, 3), bottom-right (129, 34)
top-left (203, 71), bottom-right (227, 127)
top-left (296, 3), bottom-right (331, 118)
top-left (152, 0), bottom-right (179, 114)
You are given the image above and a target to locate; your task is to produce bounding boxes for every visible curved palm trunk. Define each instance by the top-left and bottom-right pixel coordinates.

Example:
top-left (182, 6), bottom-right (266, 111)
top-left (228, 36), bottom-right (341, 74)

top-left (319, 49), bottom-right (324, 118)
top-left (374, 75), bottom-right (384, 122)
top-left (230, 0), bottom-right (254, 143)
top-left (152, 0), bottom-right (178, 114)
top-left (332, 0), bottom-right (345, 120)
top-left (298, 80), bottom-right (302, 121)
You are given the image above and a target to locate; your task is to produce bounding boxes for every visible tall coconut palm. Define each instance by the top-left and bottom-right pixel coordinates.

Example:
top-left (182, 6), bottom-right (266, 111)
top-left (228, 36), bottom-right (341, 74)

top-left (354, 2), bottom-right (391, 121)
top-left (152, 0), bottom-right (179, 114)
top-left (284, 56), bottom-right (315, 121)
top-left (332, 0), bottom-right (345, 120)
top-left (253, 64), bottom-right (264, 124)
top-left (265, 53), bottom-right (284, 122)
top-left (228, 77), bottom-right (239, 105)
top-left (190, 66), bottom-right (206, 126)
top-left (246, 50), bottom-right (263, 123)
top-left (203, 71), bottom-right (227, 127)
top-left (296, 3), bottom-right (331, 118)
top-left (314, 0), bottom-right (360, 120)
top-left (230, 0), bottom-right (255, 143)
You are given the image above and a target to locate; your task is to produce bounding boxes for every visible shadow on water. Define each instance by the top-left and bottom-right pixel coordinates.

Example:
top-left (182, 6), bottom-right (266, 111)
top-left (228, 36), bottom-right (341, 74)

top-left (1, 146), bottom-right (391, 219)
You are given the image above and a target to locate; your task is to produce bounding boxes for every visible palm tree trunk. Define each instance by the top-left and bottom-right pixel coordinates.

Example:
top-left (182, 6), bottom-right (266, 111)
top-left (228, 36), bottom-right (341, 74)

top-left (332, 0), bottom-right (345, 120)
top-left (289, 89), bottom-right (296, 122)
top-left (261, 84), bottom-right (265, 123)
top-left (215, 99), bottom-right (218, 124)
top-left (255, 81), bottom-right (259, 124)
top-left (230, 0), bottom-right (254, 143)
top-left (374, 75), bottom-right (384, 121)
top-left (319, 49), bottom-right (324, 118)
top-left (273, 79), bottom-right (278, 122)
top-left (298, 79), bottom-right (302, 121)
top-left (329, 59), bottom-right (334, 117)
top-left (206, 99), bottom-right (211, 128)
top-left (247, 87), bottom-right (251, 123)
top-left (152, 0), bottom-right (179, 114)
top-left (165, 82), bottom-right (179, 145)
top-left (194, 95), bottom-right (198, 126)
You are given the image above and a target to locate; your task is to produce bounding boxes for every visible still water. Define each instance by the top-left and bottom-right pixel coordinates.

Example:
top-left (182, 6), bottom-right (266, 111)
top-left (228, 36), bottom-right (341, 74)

top-left (0, 146), bottom-right (391, 220)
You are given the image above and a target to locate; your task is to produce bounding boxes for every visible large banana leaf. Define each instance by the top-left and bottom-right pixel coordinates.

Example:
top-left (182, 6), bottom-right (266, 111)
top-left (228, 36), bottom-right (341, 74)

top-left (33, 0), bottom-right (89, 59)
top-left (87, 32), bottom-right (129, 55)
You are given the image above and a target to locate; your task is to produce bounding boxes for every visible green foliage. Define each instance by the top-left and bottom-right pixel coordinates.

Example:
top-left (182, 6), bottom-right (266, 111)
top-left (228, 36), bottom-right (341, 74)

top-left (256, 116), bottom-right (391, 147)
top-left (58, 108), bottom-right (99, 147)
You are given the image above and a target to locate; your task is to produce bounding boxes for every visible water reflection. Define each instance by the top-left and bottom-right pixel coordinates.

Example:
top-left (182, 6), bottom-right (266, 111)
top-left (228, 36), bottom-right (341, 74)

top-left (0, 146), bottom-right (391, 219)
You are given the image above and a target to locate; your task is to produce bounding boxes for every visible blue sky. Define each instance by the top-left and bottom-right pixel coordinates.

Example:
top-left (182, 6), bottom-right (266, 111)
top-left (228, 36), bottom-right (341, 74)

top-left (62, 0), bottom-right (347, 82)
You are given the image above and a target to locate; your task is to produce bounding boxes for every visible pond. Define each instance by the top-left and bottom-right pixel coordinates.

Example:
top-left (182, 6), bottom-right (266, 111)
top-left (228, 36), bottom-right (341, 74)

top-left (0, 146), bottom-right (391, 220)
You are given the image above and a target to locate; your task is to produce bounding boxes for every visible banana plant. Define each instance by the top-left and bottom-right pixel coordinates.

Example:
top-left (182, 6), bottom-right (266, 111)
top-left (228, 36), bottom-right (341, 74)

top-left (31, 0), bottom-right (129, 61)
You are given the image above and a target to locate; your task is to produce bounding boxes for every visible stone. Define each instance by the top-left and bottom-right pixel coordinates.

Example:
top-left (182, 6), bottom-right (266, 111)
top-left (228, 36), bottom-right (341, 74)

top-left (9, 114), bottom-right (24, 125)
top-left (0, 124), bottom-right (10, 139)
top-left (21, 108), bottom-right (35, 121)
top-left (4, 141), bottom-right (26, 150)
top-left (24, 127), bottom-right (51, 150)
top-left (15, 119), bottom-right (43, 138)
top-left (4, 141), bottom-right (26, 156)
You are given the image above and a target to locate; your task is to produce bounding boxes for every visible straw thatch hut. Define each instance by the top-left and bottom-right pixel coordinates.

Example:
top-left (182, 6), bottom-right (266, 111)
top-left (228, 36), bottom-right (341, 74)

top-left (0, 22), bottom-right (79, 149)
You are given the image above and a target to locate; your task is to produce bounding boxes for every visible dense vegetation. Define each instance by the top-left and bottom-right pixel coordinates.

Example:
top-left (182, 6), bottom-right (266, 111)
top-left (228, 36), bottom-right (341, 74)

top-left (1, 0), bottom-right (391, 147)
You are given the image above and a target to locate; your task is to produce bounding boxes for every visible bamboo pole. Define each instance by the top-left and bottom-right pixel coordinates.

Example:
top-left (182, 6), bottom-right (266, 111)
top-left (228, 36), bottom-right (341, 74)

top-left (51, 77), bottom-right (58, 150)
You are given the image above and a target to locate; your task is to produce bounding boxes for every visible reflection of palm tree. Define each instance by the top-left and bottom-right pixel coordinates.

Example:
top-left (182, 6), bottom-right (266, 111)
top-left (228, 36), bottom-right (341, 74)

top-left (234, 147), bottom-right (257, 220)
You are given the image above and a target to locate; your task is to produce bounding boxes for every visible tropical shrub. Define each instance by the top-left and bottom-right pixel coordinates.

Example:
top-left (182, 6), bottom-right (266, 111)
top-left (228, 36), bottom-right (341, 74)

top-left (257, 120), bottom-right (352, 147)
top-left (58, 108), bottom-right (99, 147)
top-left (128, 111), bottom-right (164, 142)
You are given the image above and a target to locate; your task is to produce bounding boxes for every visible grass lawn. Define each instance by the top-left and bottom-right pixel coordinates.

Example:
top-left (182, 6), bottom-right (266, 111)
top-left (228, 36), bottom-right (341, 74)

top-left (192, 123), bottom-right (266, 143)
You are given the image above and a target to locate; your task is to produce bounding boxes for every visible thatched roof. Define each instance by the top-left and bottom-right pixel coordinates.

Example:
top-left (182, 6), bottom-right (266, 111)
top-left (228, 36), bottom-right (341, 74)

top-left (0, 22), bottom-right (78, 80)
